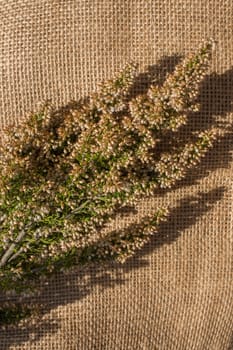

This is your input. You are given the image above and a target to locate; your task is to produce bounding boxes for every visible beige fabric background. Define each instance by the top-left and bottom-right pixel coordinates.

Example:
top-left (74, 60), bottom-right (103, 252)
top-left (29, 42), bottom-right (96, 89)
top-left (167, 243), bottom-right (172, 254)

top-left (0, 1), bottom-right (233, 349)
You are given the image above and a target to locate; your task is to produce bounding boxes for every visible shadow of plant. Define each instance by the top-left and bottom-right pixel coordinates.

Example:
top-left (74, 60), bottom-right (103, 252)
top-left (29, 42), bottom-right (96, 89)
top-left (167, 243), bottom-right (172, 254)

top-left (128, 54), bottom-right (183, 98)
top-left (228, 335), bottom-right (233, 350)
top-left (0, 57), bottom-right (233, 349)
top-left (0, 184), bottom-right (226, 349)
top-left (121, 186), bottom-right (226, 270)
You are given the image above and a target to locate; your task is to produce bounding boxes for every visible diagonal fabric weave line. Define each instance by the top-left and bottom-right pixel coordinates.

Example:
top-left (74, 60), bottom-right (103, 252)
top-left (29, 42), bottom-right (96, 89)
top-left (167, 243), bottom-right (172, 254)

top-left (0, 1), bottom-right (232, 349)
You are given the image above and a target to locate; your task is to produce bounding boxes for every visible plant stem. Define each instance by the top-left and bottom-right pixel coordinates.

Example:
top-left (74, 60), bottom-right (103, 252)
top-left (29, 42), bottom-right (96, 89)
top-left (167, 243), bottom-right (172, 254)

top-left (0, 230), bottom-right (26, 267)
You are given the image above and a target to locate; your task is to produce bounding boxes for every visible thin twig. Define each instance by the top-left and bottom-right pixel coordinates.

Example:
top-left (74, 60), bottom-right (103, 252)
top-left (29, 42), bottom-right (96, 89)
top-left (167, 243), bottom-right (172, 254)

top-left (0, 230), bottom-right (26, 268)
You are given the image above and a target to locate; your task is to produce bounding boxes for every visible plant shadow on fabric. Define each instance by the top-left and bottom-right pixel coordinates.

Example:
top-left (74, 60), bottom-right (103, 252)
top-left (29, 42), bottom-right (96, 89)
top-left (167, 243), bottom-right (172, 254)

top-left (227, 335), bottom-right (233, 350)
top-left (0, 58), bottom-right (233, 349)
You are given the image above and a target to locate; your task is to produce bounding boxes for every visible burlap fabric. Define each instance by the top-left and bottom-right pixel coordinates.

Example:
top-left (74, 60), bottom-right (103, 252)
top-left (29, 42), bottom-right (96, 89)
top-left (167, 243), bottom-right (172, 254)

top-left (0, 1), bottom-right (232, 349)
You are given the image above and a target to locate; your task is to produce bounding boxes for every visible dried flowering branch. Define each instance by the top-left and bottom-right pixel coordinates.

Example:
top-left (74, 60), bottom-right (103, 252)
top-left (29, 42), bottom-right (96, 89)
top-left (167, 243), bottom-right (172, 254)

top-left (0, 39), bottom-right (216, 304)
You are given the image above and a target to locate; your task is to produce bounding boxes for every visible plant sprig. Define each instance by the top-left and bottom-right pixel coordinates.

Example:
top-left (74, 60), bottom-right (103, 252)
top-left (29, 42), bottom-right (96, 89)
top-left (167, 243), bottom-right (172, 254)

top-left (0, 39), bottom-right (216, 301)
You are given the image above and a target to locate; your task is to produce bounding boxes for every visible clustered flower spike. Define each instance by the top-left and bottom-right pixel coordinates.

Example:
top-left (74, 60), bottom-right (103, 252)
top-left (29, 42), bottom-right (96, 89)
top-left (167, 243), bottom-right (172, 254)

top-left (0, 40), bottom-right (215, 305)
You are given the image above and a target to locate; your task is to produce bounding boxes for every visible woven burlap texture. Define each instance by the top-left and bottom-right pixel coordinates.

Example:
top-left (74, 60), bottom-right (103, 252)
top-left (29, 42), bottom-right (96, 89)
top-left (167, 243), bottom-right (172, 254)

top-left (0, 1), bottom-right (232, 349)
